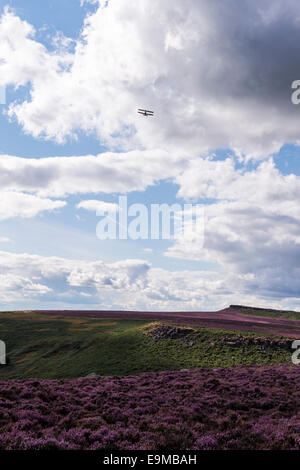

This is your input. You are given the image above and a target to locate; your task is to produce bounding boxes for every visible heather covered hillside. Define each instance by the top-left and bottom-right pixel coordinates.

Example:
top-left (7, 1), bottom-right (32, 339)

top-left (0, 310), bottom-right (298, 450)
top-left (0, 365), bottom-right (299, 450)
top-left (36, 306), bottom-right (300, 338)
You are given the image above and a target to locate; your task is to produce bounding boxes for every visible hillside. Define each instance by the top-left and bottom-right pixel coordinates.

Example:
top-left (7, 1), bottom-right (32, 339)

top-left (0, 311), bottom-right (294, 380)
top-left (0, 365), bottom-right (300, 450)
top-left (32, 306), bottom-right (300, 338)
top-left (230, 305), bottom-right (300, 320)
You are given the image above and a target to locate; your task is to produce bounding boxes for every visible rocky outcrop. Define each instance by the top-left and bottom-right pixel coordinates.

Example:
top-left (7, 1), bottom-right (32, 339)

top-left (222, 336), bottom-right (293, 350)
top-left (145, 325), bottom-right (195, 345)
top-left (145, 324), bottom-right (294, 351)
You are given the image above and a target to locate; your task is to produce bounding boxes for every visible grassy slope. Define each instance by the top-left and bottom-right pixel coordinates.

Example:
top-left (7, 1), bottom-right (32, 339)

top-left (0, 311), bottom-right (291, 380)
top-left (236, 306), bottom-right (300, 320)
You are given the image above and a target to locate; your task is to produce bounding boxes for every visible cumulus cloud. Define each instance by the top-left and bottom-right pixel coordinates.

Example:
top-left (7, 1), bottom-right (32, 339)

top-left (0, 191), bottom-right (66, 219)
top-left (77, 200), bottom-right (118, 213)
top-left (0, 250), bottom-right (150, 307)
top-left (1, 1), bottom-right (300, 157)
top-left (0, 237), bottom-right (11, 243)
top-left (2, 152), bottom-right (300, 205)
top-left (176, 158), bottom-right (300, 207)
top-left (0, 7), bottom-right (62, 88)
top-left (167, 157), bottom-right (300, 302)
top-left (0, 150), bottom-right (185, 197)
top-left (0, 273), bottom-right (52, 303)
top-left (0, 151), bottom-right (300, 306)
top-left (0, 249), bottom-right (298, 311)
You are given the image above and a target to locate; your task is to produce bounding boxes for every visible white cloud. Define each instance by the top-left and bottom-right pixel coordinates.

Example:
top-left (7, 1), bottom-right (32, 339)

top-left (0, 7), bottom-right (69, 89)
top-left (0, 151), bottom-right (184, 197)
top-left (80, 0), bottom-right (100, 6)
top-left (1, 153), bottom-right (300, 212)
top-left (0, 273), bottom-right (52, 303)
top-left (0, 237), bottom-right (11, 243)
top-left (166, 157), bottom-right (300, 303)
top-left (176, 158), bottom-right (300, 205)
top-left (0, 250), bottom-right (151, 307)
top-left (0, 249), bottom-right (298, 311)
top-left (1, 1), bottom-right (300, 157)
top-left (0, 151), bottom-right (299, 306)
top-left (77, 199), bottom-right (119, 213)
top-left (0, 191), bottom-right (66, 219)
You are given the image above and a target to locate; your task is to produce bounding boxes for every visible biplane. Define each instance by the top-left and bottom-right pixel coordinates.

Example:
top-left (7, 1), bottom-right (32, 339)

top-left (138, 108), bottom-right (154, 116)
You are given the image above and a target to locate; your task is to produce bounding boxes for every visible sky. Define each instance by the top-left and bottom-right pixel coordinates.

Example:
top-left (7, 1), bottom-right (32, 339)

top-left (0, 0), bottom-right (300, 311)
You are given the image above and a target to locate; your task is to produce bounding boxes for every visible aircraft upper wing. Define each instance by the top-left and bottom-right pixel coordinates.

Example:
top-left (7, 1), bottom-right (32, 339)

top-left (138, 109), bottom-right (154, 113)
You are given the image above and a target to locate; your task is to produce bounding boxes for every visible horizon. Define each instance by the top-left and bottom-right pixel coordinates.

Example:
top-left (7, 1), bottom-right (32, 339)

top-left (2, 304), bottom-right (300, 314)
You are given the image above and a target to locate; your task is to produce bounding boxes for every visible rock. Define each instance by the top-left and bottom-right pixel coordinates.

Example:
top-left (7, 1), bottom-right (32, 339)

top-left (223, 336), bottom-right (294, 351)
top-left (146, 325), bottom-right (195, 343)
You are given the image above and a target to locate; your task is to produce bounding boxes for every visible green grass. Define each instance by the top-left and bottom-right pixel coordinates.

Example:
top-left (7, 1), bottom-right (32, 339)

top-left (0, 311), bottom-right (292, 380)
top-left (237, 306), bottom-right (300, 320)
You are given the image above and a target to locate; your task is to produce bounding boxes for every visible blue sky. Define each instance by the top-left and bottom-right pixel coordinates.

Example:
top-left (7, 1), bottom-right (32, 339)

top-left (0, 0), bottom-right (300, 311)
